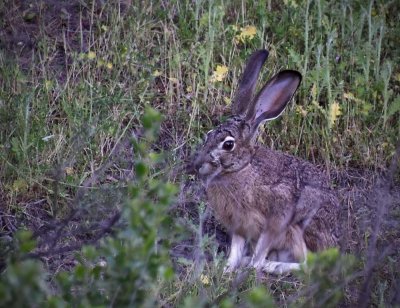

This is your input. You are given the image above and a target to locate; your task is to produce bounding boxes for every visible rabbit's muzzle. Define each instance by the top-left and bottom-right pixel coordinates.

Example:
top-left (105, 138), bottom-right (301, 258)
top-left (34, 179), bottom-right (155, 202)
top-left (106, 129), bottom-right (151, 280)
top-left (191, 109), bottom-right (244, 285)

top-left (197, 161), bottom-right (215, 176)
top-left (192, 152), bottom-right (220, 178)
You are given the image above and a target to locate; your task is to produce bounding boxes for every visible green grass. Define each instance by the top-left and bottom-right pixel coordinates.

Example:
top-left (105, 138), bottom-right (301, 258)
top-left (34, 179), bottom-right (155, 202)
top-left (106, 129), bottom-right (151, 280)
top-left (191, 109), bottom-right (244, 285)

top-left (0, 0), bottom-right (399, 306)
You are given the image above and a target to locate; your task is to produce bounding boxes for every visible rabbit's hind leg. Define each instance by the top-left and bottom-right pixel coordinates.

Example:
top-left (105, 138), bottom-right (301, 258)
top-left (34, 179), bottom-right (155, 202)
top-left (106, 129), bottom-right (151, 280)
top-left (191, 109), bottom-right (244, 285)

top-left (247, 249), bottom-right (302, 274)
top-left (250, 226), bottom-right (307, 274)
top-left (264, 225), bottom-right (308, 274)
top-left (261, 261), bottom-right (301, 274)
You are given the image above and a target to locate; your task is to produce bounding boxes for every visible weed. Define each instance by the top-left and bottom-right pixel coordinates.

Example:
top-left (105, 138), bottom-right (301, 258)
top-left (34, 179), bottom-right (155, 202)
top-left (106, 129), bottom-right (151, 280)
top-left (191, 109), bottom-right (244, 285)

top-left (0, 0), bottom-right (399, 306)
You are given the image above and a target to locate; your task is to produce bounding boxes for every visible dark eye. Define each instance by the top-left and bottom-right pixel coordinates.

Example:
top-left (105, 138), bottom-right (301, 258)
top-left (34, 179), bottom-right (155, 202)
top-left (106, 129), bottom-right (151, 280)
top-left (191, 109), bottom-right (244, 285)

top-left (222, 140), bottom-right (234, 151)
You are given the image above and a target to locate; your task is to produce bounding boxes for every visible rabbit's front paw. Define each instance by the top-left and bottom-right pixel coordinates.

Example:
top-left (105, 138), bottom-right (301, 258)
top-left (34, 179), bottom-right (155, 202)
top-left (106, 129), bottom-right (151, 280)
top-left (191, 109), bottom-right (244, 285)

top-left (223, 260), bottom-right (239, 274)
top-left (223, 265), bottom-right (234, 274)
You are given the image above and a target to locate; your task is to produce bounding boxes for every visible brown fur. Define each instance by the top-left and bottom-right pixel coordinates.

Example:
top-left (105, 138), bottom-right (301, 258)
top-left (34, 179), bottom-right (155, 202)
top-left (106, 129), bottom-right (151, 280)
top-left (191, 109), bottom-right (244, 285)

top-left (192, 50), bottom-right (339, 268)
top-left (205, 146), bottom-right (339, 258)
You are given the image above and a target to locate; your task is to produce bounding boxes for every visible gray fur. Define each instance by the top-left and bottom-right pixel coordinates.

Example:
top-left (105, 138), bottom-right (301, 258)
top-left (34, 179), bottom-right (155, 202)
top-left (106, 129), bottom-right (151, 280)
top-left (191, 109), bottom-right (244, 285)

top-left (192, 50), bottom-right (339, 272)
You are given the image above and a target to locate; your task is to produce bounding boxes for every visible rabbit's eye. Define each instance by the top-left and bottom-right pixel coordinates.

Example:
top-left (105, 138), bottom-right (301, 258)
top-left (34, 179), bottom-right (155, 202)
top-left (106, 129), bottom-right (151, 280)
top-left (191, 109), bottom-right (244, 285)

top-left (222, 140), bottom-right (235, 151)
top-left (218, 136), bottom-right (235, 151)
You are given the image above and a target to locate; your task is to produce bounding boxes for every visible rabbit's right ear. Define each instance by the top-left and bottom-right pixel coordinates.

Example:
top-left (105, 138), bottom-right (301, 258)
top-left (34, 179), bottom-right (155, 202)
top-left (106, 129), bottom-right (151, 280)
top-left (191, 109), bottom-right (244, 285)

top-left (232, 50), bottom-right (269, 116)
top-left (246, 70), bottom-right (302, 131)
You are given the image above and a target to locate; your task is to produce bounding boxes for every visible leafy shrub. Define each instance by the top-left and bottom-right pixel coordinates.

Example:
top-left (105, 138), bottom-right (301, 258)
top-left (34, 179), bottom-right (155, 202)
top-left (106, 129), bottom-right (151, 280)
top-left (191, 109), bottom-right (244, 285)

top-left (0, 108), bottom-right (177, 306)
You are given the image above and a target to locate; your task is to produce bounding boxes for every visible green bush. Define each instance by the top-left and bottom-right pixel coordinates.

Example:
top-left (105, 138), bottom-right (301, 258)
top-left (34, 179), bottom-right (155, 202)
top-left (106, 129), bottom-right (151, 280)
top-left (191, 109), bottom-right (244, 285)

top-left (0, 108), bottom-right (177, 306)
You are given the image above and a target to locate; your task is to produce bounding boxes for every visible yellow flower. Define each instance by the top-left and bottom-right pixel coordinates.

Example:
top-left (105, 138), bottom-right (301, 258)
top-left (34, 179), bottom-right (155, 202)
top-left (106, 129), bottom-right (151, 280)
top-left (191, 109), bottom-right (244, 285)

top-left (65, 167), bottom-right (74, 175)
top-left (230, 25), bottom-right (238, 32)
top-left (106, 62), bottom-right (113, 70)
top-left (241, 25), bottom-right (257, 39)
top-left (44, 80), bottom-right (53, 90)
top-left (12, 179), bottom-right (28, 193)
top-left (283, 0), bottom-right (298, 8)
top-left (343, 92), bottom-right (371, 116)
top-left (296, 105), bottom-right (307, 117)
top-left (152, 70), bottom-right (162, 77)
top-left (343, 92), bottom-right (365, 104)
top-left (210, 65), bottom-right (228, 82)
top-left (223, 96), bottom-right (231, 105)
top-left (328, 102), bottom-right (342, 127)
top-left (343, 92), bottom-right (355, 101)
top-left (235, 25), bottom-right (257, 43)
top-left (169, 77), bottom-right (179, 84)
top-left (87, 51), bottom-right (96, 60)
top-left (200, 274), bottom-right (210, 286)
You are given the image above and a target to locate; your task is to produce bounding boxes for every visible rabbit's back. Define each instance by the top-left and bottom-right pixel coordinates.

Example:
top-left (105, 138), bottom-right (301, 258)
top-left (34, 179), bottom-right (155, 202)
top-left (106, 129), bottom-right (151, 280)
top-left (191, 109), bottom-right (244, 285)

top-left (252, 146), bottom-right (332, 189)
top-left (253, 147), bottom-right (340, 250)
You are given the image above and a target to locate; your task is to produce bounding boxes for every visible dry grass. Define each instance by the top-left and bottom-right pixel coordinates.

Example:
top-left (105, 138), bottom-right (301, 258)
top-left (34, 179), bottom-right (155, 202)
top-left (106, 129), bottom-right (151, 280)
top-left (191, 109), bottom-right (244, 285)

top-left (0, 0), bottom-right (399, 306)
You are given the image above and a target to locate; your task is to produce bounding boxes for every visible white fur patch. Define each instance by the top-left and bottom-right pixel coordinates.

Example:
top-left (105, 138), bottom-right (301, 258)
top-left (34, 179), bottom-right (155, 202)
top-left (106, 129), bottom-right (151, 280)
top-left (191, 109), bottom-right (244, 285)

top-left (224, 234), bottom-right (246, 273)
top-left (260, 261), bottom-right (301, 274)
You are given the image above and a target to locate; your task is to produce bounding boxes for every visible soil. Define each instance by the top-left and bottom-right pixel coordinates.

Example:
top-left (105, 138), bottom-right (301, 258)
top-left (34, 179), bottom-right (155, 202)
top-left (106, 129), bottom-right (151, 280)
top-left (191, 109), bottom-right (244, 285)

top-left (0, 0), bottom-right (130, 80)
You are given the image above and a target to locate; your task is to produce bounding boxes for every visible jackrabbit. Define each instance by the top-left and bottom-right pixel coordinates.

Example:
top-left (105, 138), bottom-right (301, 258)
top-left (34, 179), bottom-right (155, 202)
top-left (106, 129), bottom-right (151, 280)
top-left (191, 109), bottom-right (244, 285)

top-left (192, 50), bottom-right (339, 274)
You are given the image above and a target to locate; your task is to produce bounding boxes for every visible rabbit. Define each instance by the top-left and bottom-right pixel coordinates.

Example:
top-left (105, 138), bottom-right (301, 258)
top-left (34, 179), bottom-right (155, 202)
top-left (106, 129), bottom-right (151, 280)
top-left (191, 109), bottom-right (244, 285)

top-left (192, 50), bottom-right (339, 274)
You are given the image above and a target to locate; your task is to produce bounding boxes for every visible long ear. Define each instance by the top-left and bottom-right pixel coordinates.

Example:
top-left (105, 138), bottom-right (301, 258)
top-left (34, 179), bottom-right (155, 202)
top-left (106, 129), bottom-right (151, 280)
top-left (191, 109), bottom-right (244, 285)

top-left (232, 50), bottom-right (269, 116)
top-left (246, 70), bottom-right (302, 129)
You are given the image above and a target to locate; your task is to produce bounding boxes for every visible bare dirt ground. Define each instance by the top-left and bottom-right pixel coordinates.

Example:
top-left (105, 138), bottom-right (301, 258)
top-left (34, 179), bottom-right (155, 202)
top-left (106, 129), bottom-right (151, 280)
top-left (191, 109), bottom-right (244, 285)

top-left (0, 0), bottom-right (131, 79)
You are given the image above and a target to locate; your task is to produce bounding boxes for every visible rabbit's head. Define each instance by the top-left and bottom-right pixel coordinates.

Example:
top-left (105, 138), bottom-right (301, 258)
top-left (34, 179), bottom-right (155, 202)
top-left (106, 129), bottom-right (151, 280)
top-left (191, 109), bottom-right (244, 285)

top-left (192, 50), bottom-right (302, 183)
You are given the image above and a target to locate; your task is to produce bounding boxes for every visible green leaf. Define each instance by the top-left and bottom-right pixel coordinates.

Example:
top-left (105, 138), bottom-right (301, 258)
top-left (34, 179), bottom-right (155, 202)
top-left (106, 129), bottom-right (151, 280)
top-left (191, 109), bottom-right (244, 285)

top-left (246, 286), bottom-right (274, 307)
top-left (74, 264), bottom-right (86, 280)
top-left (135, 162), bottom-right (148, 179)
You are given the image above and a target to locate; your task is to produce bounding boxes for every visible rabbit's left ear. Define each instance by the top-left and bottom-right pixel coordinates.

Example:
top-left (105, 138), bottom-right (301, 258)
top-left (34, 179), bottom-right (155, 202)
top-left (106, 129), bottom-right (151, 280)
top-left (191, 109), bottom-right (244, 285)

top-left (232, 50), bottom-right (269, 117)
top-left (246, 70), bottom-right (301, 130)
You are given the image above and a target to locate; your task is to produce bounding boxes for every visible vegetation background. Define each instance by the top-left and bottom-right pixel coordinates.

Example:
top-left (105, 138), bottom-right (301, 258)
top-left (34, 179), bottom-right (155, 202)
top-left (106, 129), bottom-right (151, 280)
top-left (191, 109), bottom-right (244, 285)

top-left (0, 0), bottom-right (399, 306)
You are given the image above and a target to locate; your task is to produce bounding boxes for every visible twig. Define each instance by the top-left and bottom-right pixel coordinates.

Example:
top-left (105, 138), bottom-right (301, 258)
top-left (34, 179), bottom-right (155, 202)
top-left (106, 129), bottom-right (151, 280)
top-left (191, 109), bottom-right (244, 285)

top-left (30, 133), bottom-right (133, 259)
top-left (26, 211), bottom-right (121, 259)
